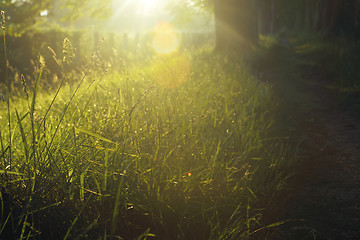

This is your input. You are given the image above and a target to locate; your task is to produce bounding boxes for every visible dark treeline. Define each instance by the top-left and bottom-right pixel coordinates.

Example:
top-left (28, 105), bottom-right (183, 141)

top-left (2, 0), bottom-right (360, 83)
top-left (214, 0), bottom-right (360, 49)
top-left (259, 0), bottom-right (360, 36)
top-left (0, 29), bottom-right (214, 86)
top-left (212, 0), bottom-right (360, 106)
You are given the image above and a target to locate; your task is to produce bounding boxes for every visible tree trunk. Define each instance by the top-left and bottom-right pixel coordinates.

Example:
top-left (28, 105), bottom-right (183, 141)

top-left (214, 0), bottom-right (257, 50)
top-left (258, 0), bottom-right (262, 35)
top-left (328, 0), bottom-right (338, 33)
top-left (304, 0), bottom-right (311, 30)
top-left (355, 0), bottom-right (360, 40)
top-left (270, 0), bottom-right (275, 34)
top-left (258, 0), bottom-right (272, 34)
top-left (318, 0), bottom-right (332, 32)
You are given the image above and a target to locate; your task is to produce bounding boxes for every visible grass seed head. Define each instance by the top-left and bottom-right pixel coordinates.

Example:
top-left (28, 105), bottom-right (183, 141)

top-left (21, 74), bottom-right (29, 99)
top-left (1, 11), bottom-right (5, 31)
top-left (62, 38), bottom-right (76, 63)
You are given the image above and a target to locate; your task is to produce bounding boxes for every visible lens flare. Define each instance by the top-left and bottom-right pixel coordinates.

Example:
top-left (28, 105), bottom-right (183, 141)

top-left (152, 22), bottom-right (180, 54)
top-left (151, 52), bottom-right (191, 89)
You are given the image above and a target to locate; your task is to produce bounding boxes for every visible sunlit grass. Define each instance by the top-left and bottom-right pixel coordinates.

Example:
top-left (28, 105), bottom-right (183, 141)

top-left (0, 43), bottom-right (293, 239)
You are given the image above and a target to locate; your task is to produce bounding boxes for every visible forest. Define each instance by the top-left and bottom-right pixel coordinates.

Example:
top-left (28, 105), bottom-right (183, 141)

top-left (0, 0), bottom-right (360, 239)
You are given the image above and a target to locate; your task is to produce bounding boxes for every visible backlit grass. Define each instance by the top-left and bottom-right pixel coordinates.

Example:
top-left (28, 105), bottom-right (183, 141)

top-left (0, 44), bottom-right (292, 239)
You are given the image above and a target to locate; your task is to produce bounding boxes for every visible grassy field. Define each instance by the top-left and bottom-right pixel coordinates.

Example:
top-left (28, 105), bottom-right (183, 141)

top-left (0, 39), bottom-right (294, 239)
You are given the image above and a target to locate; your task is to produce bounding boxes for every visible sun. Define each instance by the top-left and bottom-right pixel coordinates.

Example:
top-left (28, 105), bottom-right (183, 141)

top-left (138, 0), bottom-right (160, 16)
top-left (139, 0), bottom-right (156, 8)
top-left (111, 0), bottom-right (167, 18)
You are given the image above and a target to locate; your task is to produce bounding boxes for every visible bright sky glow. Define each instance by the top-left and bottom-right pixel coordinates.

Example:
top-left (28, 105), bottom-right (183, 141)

top-left (138, 0), bottom-right (157, 15)
top-left (112, 0), bottom-right (167, 17)
top-left (107, 0), bottom-right (214, 42)
top-left (40, 10), bottom-right (48, 17)
top-left (109, 0), bottom-right (170, 32)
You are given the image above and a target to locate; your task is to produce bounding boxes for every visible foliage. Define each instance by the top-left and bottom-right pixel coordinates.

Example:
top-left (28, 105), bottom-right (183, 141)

top-left (301, 36), bottom-right (360, 113)
top-left (57, 0), bottom-right (113, 21)
top-left (0, 0), bottom-right (112, 36)
top-left (0, 0), bottom-right (51, 35)
top-left (167, 1), bottom-right (213, 29)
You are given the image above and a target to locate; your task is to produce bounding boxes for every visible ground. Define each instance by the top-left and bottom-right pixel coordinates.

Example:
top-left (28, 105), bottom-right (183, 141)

top-left (260, 41), bottom-right (360, 240)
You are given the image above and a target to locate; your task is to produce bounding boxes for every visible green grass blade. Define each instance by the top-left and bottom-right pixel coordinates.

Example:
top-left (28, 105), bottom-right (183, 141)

top-left (15, 109), bottom-right (29, 160)
top-left (63, 196), bottom-right (92, 240)
top-left (19, 214), bottom-right (29, 240)
top-left (111, 176), bottom-right (125, 234)
top-left (74, 127), bottom-right (117, 145)
top-left (136, 228), bottom-right (156, 240)
top-left (80, 172), bottom-right (85, 202)
top-left (0, 146), bottom-right (9, 161)
top-left (250, 219), bottom-right (305, 235)
top-left (0, 213), bottom-right (11, 235)
top-left (0, 170), bottom-right (25, 175)
top-left (73, 216), bottom-right (99, 240)
top-left (30, 63), bottom-right (42, 116)
top-left (102, 150), bottom-right (109, 192)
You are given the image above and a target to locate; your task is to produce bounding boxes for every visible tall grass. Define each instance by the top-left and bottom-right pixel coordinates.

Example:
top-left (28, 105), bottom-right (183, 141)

top-left (0, 34), bottom-right (294, 239)
top-left (1, 10), bottom-right (12, 183)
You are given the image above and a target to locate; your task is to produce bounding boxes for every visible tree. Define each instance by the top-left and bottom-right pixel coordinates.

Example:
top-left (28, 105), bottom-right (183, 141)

top-left (212, 0), bottom-right (360, 50)
top-left (170, 0), bottom-right (258, 50)
top-left (0, 0), bottom-right (112, 35)
top-left (0, 0), bottom-right (54, 35)
top-left (213, 0), bottom-right (257, 50)
top-left (0, 0), bottom-right (113, 84)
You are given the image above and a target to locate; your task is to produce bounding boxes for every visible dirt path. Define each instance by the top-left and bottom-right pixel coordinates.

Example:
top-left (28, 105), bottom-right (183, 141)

top-left (263, 43), bottom-right (360, 239)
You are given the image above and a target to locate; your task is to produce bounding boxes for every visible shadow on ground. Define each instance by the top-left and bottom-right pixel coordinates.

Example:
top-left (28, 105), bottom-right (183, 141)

top-left (258, 39), bottom-right (360, 240)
